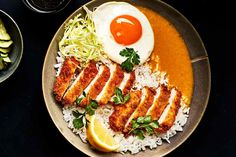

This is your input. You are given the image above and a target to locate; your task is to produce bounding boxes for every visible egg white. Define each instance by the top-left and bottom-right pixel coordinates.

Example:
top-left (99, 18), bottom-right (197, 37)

top-left (91, 2), bottom-right (154, 65)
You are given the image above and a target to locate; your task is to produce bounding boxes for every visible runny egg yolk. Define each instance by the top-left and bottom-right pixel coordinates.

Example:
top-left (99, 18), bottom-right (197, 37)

top-left (110, 15), bottom-right (142, 45)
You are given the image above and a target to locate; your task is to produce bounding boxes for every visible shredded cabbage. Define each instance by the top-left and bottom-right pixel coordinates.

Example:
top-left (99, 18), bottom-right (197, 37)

top-left (59, 7), bottom-right (104, 64)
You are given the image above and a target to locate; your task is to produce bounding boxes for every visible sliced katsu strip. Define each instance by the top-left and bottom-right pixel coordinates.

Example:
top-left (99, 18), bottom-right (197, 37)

top-left (123, 87), bottom-right (155, 133)
top-left (96, 64), bottom-right (124, 105)
top-left (79, 65), bottom-right (110, 107)
top-left (62, 61), bottom-right (98, 105)
top-left (110, 71), bottom-right (135, 102)
top-left (53, 57), bottom-right (79, 102)
top-left (109, 91), bottom-right (142, 132)
top-left (156, 88), bottom-right (182, 133)
top-left (119, 71), bottom-right (135, 95)
top-left (146, 85), bottom-right (171, 120)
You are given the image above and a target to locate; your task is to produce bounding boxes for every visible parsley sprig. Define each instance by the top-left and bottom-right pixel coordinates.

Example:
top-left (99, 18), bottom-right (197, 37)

top-left (73, 92), bottom-right (98, 129)
top-left (129, 115), bottom-right (159, 140)
top-left (113, 87), bottom-right (130, 105)
top-left (120, 48), bottom-right (140, 72)
top-left (72, 111), bottom-right (88, 129)
top-left (76, 91), bottom-right (86, 105)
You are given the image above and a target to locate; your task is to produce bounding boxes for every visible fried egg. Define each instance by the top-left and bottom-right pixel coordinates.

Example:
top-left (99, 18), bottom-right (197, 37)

top-left (91, 2), bottom-right (154, 65)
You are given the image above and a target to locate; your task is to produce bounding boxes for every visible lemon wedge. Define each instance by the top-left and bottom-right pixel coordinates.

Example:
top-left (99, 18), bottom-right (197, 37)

top-left (87, 115), bottom-right (120, 152)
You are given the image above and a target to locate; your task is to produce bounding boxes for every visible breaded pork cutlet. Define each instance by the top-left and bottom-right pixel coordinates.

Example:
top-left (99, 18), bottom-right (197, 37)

top-left (146, 85), bottom-right (171, 120)
top-left (109, 85), bottom-right (182, 134)
top-left (109, 91), bottom-right (142, 132)
top-left (118, 71), bottom-right (135, 95)
top-left (123, 87), bottom-right (155, 133)
top-left (62, 61), bottom-right (98, 105)
top-left (79, 65), bottom-right (110, 107)
top-left (156, 88), bottom-right (181, 132)
top-left (96, 64), bottom-right (124, 105)
top-left (110, 71), bottom-right (135, 102)
top-left (53, 57), bottom-right (79, 102)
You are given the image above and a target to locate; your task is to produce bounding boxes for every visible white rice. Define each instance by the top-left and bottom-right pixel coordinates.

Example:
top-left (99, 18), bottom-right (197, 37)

top-left (133, 65), bottom-right (168, 90)
top-left (56, 52), bottom-right (190, 154)
top-left (54, 51), bottom-right (65, 76)
top-left (63, 101), bottom-right (189, 154)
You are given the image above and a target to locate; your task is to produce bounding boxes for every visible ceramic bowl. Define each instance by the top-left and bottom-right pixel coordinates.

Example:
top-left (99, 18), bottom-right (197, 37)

top-left (0, 10), bottom-right (23, 83)
top-left (42, 0), bottom-right (211, 156)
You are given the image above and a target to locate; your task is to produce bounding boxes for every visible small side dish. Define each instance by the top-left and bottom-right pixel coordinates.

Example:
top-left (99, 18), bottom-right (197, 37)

top-left (22, 0), bottom-right (71, 13)
top-left (0, 18), bottom-right (13, 70)
top-left (0, 10), bottom-right (23, 83)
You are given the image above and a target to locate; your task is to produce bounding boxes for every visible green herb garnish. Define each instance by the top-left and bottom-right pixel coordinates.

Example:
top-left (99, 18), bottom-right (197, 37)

top-left (75, 91), bottom-right (87, 105)
top-left (72, 110), bottom-right (85, 129)
top-left (85, 100), bottom-right (98, 116)
top-left (73, 115), bottom-right (84, 129)
top-left (113, 87), bottom-right (130, 105)
top-left (120, 48), bottom-right (140, 72)
top-left (73, 92), bottom-right (98, 129)
top-left (129, 115), bottom-right (159, 140)
top-left (76, 98), bottom-right (83, 105)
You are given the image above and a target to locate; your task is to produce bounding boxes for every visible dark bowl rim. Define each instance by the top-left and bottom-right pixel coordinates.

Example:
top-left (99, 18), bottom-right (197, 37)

top-left (0, 10), bottom-right (24, 83)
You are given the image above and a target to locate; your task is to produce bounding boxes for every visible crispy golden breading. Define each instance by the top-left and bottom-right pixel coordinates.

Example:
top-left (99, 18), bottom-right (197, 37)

top-left (79, 65), bottom-right (110, 107)
top-left (53, 57), bottom-right (79, 102)
top-left (62, 61), bottom-right (98, 105)
top-left (109, 91), bottom-right (142, 132)
top-left (97, 64), bottom-right (124, 105)
top-left (156, 88), bottom-right (181, 133)
top-left (122, 71), bottom-right (135, 95)
top-left (109, 85), bottom-right (182, 134)
top-left (146, 85), bottom-right (171, 120)
top-left (123, 87), bottom-right (155, 133)
top-left (110, 71), bottom-right (135, 103)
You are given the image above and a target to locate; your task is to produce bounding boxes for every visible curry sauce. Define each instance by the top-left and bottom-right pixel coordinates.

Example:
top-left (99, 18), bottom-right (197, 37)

top-left (137, 6), bottom-right (193, 105)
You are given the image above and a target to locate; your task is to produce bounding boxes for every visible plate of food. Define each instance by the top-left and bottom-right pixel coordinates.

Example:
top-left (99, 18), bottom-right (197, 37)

top-left (0, 10), bottom-right (23, 83)
top-left (42, 0), bottom-right (211, 156)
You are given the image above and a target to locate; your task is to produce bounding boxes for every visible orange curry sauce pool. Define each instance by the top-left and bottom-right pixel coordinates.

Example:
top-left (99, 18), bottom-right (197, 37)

top-left (137, 6), bottom-right (193, 105)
